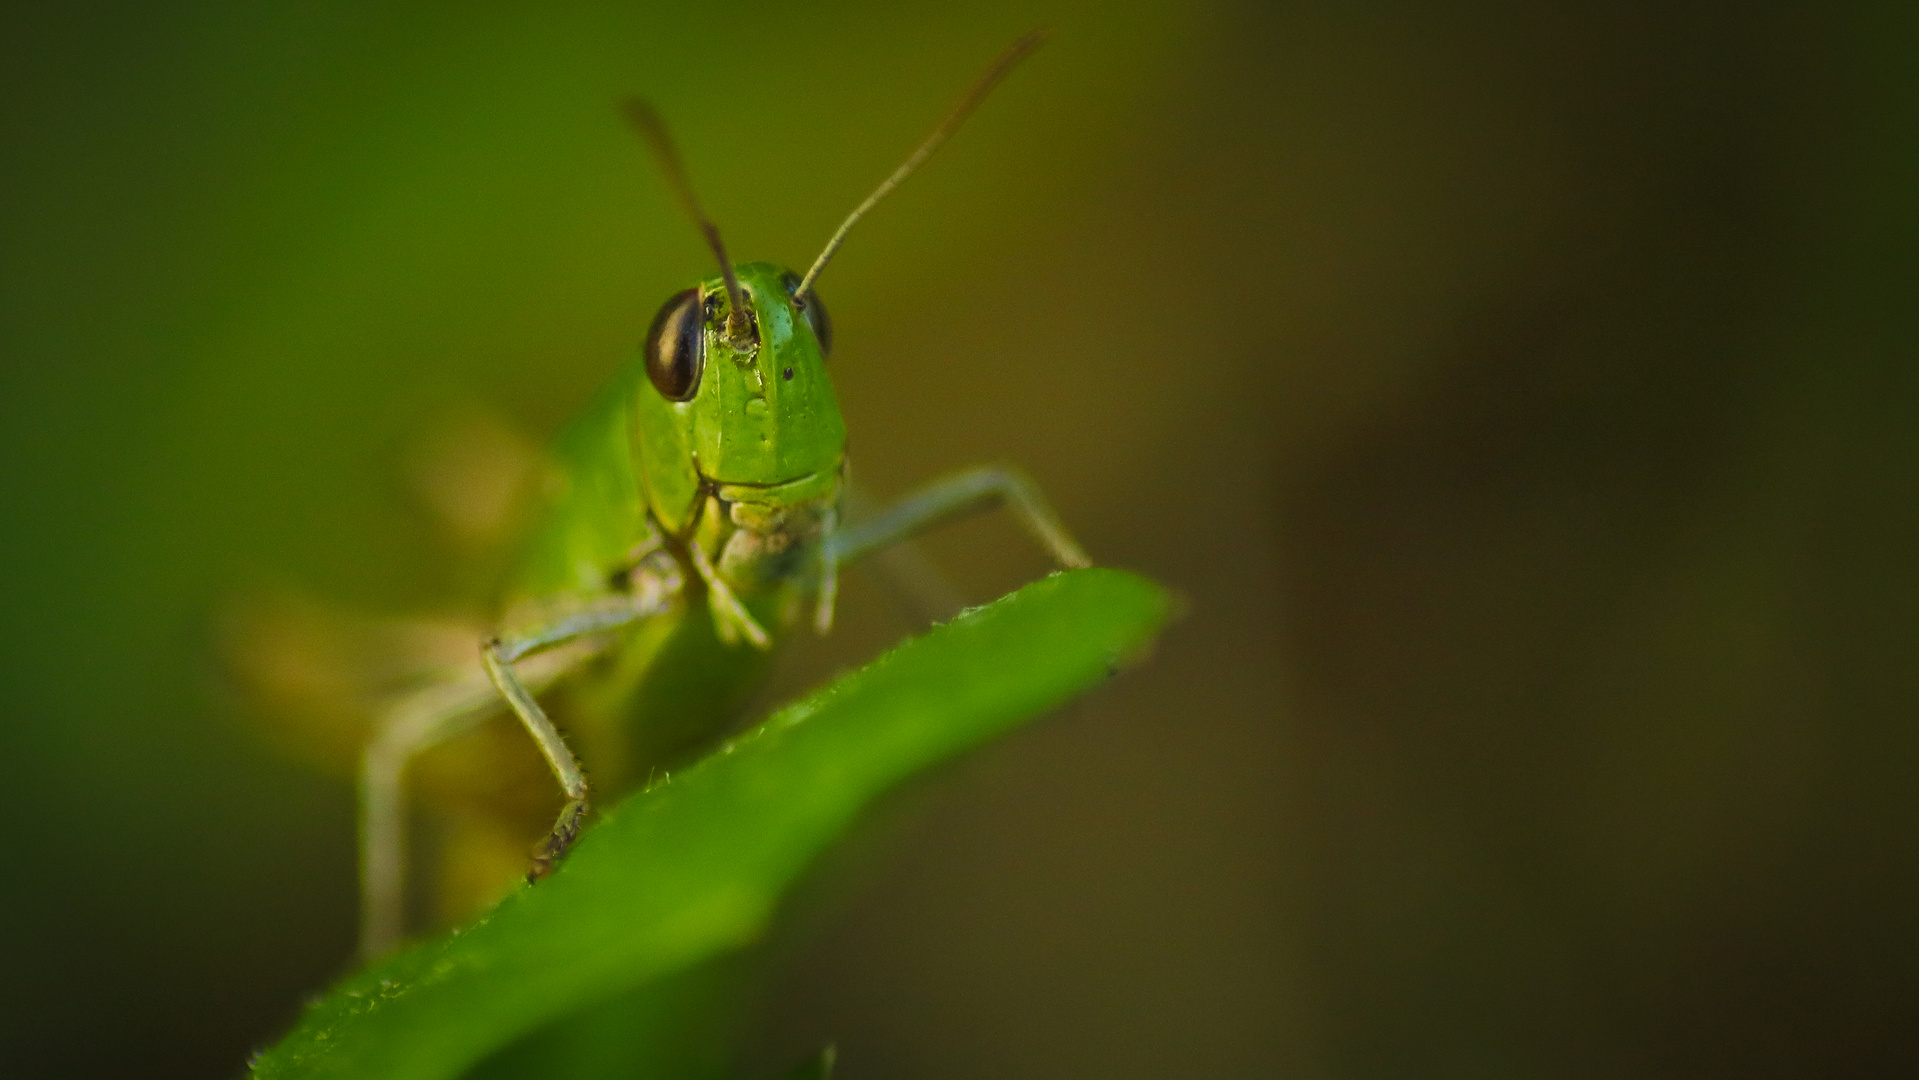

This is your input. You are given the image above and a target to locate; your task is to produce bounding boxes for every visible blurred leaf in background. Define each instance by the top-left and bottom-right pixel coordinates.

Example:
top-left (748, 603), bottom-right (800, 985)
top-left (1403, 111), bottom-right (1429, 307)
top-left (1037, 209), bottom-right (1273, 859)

top-left (2, 1), bottom-right (1916, 1078)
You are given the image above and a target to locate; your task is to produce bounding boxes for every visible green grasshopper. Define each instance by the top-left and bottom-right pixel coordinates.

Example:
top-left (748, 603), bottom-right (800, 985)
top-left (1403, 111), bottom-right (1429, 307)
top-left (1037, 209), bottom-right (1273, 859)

top-left (339, 32), bottom-right (1088, 960)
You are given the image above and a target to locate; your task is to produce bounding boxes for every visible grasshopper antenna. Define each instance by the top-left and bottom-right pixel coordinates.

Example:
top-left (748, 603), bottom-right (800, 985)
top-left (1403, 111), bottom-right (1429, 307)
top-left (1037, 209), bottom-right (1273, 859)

top-left (793, 29), bottom-right (1047, 302)
top-left (622, 99), bottom-right (755, 346)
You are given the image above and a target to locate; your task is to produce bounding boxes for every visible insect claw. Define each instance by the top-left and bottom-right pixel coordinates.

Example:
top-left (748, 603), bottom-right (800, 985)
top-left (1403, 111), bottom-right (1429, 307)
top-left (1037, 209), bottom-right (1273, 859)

top-left (527, 797), bottom-right (589, 882)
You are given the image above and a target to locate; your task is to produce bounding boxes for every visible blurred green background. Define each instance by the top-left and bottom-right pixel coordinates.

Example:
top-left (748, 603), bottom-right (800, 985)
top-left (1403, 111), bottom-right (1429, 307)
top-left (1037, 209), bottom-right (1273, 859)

top-left (3, 1), bottom-right (1915, 1076)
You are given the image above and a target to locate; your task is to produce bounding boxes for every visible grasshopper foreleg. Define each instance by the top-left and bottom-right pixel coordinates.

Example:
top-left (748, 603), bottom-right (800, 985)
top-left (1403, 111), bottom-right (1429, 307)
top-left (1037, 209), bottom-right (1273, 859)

top-left (686, 537), bottom-right (772, 649)
top-left (814, 502), bottom-right (839, 634)
top-left (829, 464), bottom-right (1091, 574)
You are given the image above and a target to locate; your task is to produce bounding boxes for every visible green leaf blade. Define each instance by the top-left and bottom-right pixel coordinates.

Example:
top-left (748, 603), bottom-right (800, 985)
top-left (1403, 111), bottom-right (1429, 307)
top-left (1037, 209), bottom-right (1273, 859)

top-left (252, 568), bottom-right (1170, 1080)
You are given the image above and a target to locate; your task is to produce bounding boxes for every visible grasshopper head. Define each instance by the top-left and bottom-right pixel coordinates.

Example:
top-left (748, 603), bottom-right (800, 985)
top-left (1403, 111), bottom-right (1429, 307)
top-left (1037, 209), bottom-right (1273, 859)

top-left (625, 31), bottom-right (1042, 538)
top-left (634, 261), bottom-right (844, 535)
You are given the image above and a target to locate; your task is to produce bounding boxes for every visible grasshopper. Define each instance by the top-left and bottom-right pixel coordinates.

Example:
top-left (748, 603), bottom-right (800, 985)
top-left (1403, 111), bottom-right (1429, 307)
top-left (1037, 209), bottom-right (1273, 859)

top-left (279, 32), bottom-right (1089, 960)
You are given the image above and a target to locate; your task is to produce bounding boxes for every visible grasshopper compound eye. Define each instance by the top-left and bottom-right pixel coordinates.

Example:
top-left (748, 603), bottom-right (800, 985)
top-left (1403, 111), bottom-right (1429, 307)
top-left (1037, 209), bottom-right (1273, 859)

top-left (781, 271), bottom-right (832, 358)
top-left (645, 287), bottom-right (705, 400)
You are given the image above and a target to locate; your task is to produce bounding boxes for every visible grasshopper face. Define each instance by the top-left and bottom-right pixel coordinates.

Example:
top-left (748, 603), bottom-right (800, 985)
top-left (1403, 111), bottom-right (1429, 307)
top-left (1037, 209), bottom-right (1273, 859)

top-left (635, 261), bottom-right (845, 538)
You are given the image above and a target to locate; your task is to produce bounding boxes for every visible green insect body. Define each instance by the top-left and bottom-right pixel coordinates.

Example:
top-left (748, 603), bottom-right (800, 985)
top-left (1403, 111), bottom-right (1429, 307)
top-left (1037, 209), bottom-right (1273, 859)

top-left (490, 263), bottom-right (843, 798)
top-left (338, 32), bottom-right (1084, 961)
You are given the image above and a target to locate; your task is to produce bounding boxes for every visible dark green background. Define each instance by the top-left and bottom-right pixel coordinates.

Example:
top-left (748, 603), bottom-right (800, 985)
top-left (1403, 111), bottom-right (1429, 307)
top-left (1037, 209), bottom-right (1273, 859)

top-left (3, 2), bottom-right (1914, 1077)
